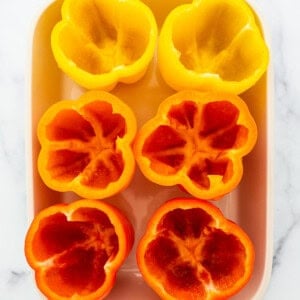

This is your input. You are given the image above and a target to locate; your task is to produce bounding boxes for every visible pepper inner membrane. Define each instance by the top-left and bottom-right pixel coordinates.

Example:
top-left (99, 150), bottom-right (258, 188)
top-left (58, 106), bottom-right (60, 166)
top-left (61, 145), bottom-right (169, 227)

top-left (31, 208), bottom-right (119, 297)
top-left (144, 208), bottom-right (246, 297)
top-left (142, 100), bottom-right (248, 188)
top-left (171, 1), bottom-right (264, 81)
top-left (45, 101), bottom-right (126, 188)
top-left (58, 0), bottom-right (152, 74)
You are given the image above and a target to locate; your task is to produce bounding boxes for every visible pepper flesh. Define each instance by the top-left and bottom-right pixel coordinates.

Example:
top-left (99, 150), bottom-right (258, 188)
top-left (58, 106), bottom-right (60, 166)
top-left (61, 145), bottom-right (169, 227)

top-left (37, 90), bottom-right (137, 199)
top-left (51, 0), bottom-right (158, 90)
top-left (133, 90), bottom-right (257, 200)
top-left (158, 0), bottom-right (269, 94)
top-left (137, 198), bottom-right (255, 300)
top-left (25, 199), bottom-right (134, 300)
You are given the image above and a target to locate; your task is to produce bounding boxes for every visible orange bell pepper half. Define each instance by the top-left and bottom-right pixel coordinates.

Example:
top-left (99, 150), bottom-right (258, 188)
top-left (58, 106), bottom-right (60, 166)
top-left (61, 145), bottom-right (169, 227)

top-left (137, 198), bottom-right (255, 300)
top-left (134, 90), bottom-right (257, 200)
top-left (37, 90), bottom-right (137, 199)
top-left (25, 199), bottom-right (134, 300)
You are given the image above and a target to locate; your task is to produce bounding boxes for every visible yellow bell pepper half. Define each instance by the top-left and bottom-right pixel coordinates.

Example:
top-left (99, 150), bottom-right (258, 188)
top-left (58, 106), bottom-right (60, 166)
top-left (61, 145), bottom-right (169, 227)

top-left (158, 0), bottom-right (269, 95)
top-left (51, 0), bottom-right (158, 91)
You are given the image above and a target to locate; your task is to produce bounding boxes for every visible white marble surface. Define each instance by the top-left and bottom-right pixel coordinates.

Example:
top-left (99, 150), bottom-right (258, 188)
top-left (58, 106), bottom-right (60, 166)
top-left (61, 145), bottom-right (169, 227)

top-left (0, 0), bottom-right (299, 299)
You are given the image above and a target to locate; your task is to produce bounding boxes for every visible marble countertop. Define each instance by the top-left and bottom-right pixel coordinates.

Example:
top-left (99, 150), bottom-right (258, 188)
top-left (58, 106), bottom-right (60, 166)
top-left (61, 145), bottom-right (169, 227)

top-left (0, 0), bottom-right (299, 299)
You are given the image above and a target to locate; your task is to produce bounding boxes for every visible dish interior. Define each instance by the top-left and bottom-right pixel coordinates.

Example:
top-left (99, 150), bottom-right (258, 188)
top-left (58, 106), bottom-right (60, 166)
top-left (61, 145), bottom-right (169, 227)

top-left (29, 0), bottom-right (271, 299)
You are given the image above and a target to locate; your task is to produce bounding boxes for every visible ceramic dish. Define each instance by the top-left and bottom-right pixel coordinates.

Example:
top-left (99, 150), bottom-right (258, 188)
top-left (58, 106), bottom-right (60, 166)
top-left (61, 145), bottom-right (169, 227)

top-left (27, 0), bottom-right (273, 298)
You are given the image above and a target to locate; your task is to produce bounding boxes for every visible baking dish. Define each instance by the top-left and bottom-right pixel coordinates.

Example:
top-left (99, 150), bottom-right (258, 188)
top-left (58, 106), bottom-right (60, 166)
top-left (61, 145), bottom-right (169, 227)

top-left (26, 0), bottom-right (273, 298)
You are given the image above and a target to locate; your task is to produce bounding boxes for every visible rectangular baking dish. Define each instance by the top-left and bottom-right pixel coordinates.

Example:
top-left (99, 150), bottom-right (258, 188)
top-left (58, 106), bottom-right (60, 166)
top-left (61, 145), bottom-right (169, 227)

top-left (26, 0), bottom-right (273, 299)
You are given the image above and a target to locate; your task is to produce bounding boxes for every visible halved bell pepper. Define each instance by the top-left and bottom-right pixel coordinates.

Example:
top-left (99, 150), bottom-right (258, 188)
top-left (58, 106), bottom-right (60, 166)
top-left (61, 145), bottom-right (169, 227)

top-left (25, 199), bottom-right (134, 300)
top-left (137, 198), bottom-right (255, 300)
top-left (158, 0), bottom-right (269, 94)
top-left (133, 90), bottom-right (257, 200)
top-left (37, 90), bottom-right (137, 199)
top-left (51, 0), bottom-right (157, 90)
